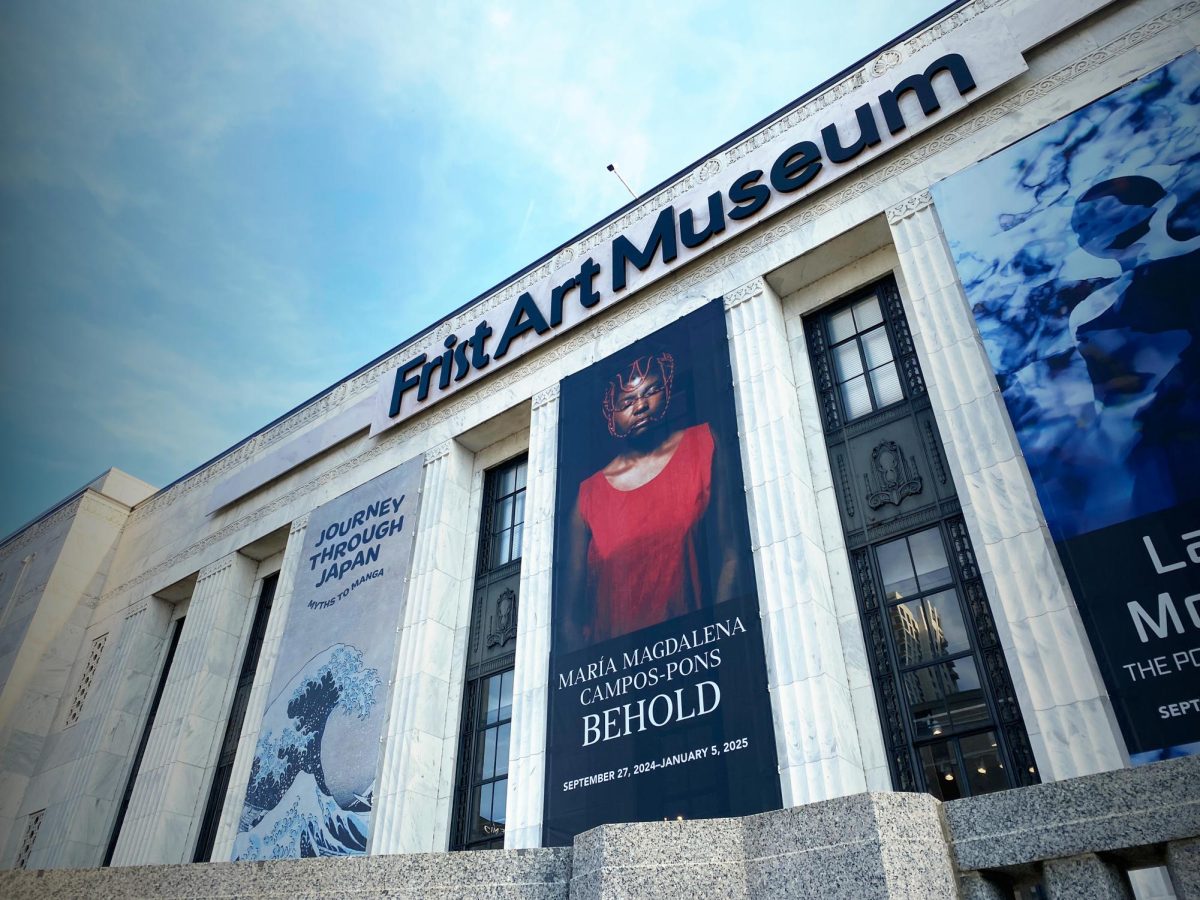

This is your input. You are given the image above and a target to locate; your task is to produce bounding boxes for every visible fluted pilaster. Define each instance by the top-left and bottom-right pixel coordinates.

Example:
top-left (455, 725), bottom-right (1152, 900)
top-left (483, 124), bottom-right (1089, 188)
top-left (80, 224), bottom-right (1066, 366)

top-left (370, 441), bottom-right (474, 854)
top-left (29, 598), bottom-right (172, 869)
top-left (726, 279), bottom-right (872, 806)
top-left (110, 551), bottom-right (258, 865)
top-left (504, 385), bottom-right (559, 849)
top-left (888, 194), bottom-right (1126, 778)
top-left (208, 516), bottom-right (309, 861)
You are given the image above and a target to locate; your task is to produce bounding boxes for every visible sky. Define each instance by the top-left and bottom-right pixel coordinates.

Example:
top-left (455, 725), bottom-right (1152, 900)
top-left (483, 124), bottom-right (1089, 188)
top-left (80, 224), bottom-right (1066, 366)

top-left (0, 0), bottom-right (950, 539)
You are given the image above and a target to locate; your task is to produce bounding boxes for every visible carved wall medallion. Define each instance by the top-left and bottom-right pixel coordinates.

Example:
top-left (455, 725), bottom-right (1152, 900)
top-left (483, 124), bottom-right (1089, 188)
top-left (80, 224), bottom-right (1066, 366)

top-left (864, 440), bottom-right (923, 510)
top-left (486, 588), bottom-right (518, 648)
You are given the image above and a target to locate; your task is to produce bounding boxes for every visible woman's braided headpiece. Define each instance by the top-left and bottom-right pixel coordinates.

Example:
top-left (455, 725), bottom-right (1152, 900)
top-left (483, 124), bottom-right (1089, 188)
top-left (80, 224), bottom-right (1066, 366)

top-left (602, 351), bottom-right (675, 437)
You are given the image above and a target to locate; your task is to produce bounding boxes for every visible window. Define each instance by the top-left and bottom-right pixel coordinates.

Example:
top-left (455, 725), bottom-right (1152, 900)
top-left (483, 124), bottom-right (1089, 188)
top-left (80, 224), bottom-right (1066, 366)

top-left (193, 572), bottom-right (278, 861)
top-left (825, 293), bottom-right (904, 420)
top-left (804, 275), bottom-right (1037, 800)
top-left (873, 526), bottom-right (1009, 800)
top-left (455, 670), bottom-right (514, 848)
top-left (450, 455), bottom-right (527, 850)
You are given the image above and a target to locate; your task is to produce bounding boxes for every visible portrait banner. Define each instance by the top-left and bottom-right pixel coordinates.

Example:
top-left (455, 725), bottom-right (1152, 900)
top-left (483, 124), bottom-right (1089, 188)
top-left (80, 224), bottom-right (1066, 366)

top-left (232, 458), bottom-right (424, 859)
top-left (543, 299), bottom-right (781, 846)
top-left (932, 52), bottom-right (1200, 764)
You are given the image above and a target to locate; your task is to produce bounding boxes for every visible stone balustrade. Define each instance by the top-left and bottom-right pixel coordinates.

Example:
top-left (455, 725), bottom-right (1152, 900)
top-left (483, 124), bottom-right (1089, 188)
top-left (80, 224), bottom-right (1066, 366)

top-left (4, 755), bottom-right (1196, 898)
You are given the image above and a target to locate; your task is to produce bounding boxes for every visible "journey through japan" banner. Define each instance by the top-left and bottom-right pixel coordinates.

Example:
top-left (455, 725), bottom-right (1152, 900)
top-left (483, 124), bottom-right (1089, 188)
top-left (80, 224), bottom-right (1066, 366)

top-left (543, 300), bottom-right (780, 845)
top-left (232, 459), bottom-right (424, 859)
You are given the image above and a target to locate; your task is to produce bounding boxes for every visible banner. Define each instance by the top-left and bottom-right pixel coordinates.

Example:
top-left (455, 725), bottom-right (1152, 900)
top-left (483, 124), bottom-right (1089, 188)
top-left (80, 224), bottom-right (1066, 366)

top-left (233, 459), bottom-right (423, 859)
top-left (543, 300), bottom-right (780, 845)
top-left (932, 53), bottom-right (1200, 764)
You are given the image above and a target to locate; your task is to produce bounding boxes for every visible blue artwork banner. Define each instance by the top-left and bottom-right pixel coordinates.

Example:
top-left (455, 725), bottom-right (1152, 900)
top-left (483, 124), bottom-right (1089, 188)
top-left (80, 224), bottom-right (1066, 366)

top-left (233, 459), bottom-right (424, 859)
top-left (933, 53), bottom-right (1200, 764)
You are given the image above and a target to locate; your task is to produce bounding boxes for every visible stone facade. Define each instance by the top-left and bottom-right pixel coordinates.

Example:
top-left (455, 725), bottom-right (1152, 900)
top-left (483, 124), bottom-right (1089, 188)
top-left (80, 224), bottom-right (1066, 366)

top-left (1, 0), bottom-right (1198, 896)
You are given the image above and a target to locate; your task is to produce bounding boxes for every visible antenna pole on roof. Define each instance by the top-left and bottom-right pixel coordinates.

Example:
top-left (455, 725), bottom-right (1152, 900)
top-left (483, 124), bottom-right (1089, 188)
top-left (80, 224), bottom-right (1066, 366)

top-left (607, 163), bottom-right (638, 200)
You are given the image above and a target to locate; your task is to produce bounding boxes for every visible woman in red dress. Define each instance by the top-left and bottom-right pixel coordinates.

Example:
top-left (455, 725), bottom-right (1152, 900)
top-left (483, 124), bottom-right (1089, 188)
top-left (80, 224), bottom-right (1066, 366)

top-left (561, 349), bottom-right (745, 647)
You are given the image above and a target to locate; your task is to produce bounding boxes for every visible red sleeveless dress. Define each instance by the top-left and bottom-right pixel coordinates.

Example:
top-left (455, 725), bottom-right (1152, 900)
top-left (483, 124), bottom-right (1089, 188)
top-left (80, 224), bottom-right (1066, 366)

top-left (578, 423), bottom-right (714, 643)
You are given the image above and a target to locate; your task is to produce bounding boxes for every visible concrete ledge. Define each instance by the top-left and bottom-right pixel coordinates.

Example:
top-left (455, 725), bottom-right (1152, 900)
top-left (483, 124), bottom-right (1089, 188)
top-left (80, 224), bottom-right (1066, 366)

top-left (945, 755), bottom-right (1200, 871)
top-left (0, 847), bottom-right (573, 899)
top-left (3, 759), bottom-right (1198, 898)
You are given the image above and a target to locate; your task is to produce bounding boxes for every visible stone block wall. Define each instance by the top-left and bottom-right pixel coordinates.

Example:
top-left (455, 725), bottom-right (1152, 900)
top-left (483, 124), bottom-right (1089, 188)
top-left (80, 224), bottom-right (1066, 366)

top-left (3, 756), bottom-right (1196, 898)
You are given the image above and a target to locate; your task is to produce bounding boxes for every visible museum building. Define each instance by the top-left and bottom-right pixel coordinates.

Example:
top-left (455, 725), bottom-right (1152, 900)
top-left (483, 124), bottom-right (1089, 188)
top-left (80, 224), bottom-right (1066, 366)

top-left (2, 0), bottom-right (1200, 896)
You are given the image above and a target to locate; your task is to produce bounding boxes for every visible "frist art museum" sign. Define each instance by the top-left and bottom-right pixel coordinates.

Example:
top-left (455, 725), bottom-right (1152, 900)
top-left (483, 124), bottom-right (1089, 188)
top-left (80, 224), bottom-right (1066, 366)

top-left (370, 27), bottom-right (1028, 436)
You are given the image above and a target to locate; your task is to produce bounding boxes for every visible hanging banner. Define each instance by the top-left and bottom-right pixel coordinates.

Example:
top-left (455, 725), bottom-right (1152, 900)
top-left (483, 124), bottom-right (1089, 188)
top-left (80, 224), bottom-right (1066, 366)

top-left (933, 52), bottom-right (1200, 764)
top-left (543, 299), bottom-right (781, 845)
top-left (232, 459), bottom-right (424, 859)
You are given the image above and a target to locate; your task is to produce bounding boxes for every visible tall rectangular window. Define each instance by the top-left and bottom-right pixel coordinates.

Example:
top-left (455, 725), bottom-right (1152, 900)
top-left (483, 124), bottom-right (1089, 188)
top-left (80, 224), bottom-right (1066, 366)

top-left (826, 293), bottom-right (904, 419)
top-left (805, 276), bottom-right (1038, 799)
top-left (193, 572), bottom-right (279, 861)
top-left (450, 455), bottom-right (527, 851)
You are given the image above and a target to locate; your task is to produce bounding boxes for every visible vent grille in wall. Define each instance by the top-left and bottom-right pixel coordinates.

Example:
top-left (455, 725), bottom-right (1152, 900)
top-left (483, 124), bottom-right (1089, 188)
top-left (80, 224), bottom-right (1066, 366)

top-left (15, 808), bottom-right (44, 869)
top-left (65, 632), bottom-right (108, 727)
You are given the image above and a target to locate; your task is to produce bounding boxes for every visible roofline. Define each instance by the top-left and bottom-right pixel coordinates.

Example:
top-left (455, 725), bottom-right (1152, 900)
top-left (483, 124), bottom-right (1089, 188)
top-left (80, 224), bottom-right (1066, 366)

top-left (0, 471), bottom-right (108, 550)
top-left (143, 0), bottom-right (972, 505)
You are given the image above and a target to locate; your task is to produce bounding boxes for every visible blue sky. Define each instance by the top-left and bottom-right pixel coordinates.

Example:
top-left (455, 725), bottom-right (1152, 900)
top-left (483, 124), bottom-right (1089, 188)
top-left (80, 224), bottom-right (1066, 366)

top-left (0, 0), bottom-right (948, 538)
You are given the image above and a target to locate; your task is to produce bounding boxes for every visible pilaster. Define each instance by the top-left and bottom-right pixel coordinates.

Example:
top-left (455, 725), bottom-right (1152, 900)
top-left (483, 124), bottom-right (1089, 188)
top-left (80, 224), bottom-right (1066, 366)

top-left (370, 441), bottom-right (474, 854)
top-left (209, 516), bottom-right (309, 861)
top-left (888, 193), bottom-right (1127, 779)
top-left (726, 278), bottom-right (871, 806)
top-left (109, 551), bottom-right (258, 865)
top-left (35, 598), bottom-right (174, 869)
top-left (504, 385), bottom-right (559, 849)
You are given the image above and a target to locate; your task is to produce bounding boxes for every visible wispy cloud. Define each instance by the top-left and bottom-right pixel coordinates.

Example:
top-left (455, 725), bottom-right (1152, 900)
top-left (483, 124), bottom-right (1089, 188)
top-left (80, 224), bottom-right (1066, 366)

top-left (0, 0), bottom-right (948, 535)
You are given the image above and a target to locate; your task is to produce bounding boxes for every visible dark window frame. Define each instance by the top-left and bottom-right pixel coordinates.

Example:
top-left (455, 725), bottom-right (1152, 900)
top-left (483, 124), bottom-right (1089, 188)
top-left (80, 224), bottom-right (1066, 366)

top-left (450, 454), bottom-right (528, 851)
top-left (865, 523), bottom-right (1016, 800)
top-left (824, 292), bottom-right (907, 421)
top-left (806, 275), bottom-right (1038, 800)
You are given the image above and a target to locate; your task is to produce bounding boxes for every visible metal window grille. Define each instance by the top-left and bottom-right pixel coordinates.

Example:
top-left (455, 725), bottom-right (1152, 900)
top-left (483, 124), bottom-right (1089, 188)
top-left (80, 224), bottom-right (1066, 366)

top-left (16, 809), bottom-right (44, 869)
top-left (65, 632), bottom-right (109, 727)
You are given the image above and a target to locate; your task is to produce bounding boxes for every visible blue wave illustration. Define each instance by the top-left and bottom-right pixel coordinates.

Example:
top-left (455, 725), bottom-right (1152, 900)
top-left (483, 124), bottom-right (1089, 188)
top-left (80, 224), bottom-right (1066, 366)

top-left (233, 644), bottom-right (380, 860)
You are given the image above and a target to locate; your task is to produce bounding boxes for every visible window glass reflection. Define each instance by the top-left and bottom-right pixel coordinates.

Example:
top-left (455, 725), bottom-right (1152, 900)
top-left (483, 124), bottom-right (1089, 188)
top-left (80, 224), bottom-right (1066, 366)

top-left (484, 673), bottom-right (503, 726)
top-left (495, 496), bottom-right (513, 533)
top-left (919, 741), bottom-right (963, 801)
top-left (889, 590), bottom-right (970, 665)
top-left (909, 529), bottom-right (952, 591)
top-left (877, 538), bottom-right (917, 600)
top-left (498, 671), bottom-right (513, 722)
top-left (960, 731), bottom-right (1006, 795)
top-left (479, 727), bottom-right (497, 780)
top-left (904, 657), bottom-right (984, 738)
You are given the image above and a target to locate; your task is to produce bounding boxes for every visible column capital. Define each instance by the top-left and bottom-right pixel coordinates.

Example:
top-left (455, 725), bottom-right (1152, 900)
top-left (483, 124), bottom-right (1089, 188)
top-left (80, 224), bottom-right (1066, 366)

top-left (723, 278), bottom-right (766, 311)
top-left (886, 190), bottom-right (934, 224)
top-left (196, 552), bottom-right (238, 584)
top-left (424, 441), bottom-right (453, 466)
top-left (532, 384), bottom-right (561, 410)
